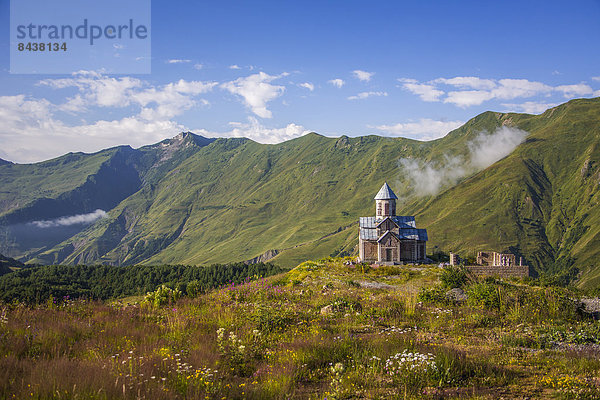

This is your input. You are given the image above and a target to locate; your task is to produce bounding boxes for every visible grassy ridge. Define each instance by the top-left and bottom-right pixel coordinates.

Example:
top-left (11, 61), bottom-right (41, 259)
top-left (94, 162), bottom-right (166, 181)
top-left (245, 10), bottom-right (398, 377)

top-left (1, 258), bottom-right (598, 399)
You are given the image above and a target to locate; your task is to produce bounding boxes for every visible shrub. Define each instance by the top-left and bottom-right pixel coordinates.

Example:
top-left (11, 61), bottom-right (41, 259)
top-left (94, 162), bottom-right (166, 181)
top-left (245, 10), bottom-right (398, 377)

top-left (539, 323), bottom-right (600, 345)
top-left (417, 286), bottom-right (446, 304)
top-left (440, 265), bottom-right (470, 289)
top-left (250, 305), bottom-right (297, 334)
top-left (467, 283), bottom-right (500, 310)
top-left (328, 362), bottom-right (346, 400)
top-left (186, 280), bottom-right (202, 297)
top-left (142, 285), bottom-right (182, 308)
top-left (215, 329), bottom-right (251, 376)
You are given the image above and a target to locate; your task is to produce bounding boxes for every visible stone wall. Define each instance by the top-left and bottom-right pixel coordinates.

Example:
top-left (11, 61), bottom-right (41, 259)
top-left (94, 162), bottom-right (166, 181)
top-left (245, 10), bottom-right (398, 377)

top-left (363, 241), bottom-right (378, 262)
top-left (465, 265), bottom-right (529, 278)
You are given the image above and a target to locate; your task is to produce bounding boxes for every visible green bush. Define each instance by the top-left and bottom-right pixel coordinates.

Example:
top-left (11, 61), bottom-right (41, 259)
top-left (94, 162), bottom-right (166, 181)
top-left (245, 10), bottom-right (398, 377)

top-left (467, 283), bottom-right (500, 310)
top-left (250, 305), bottom-right (297, 334)
top-left (417, 286), bottom-right (447, 304)
top-left (440, 265), bottom-right (470, 289)
top-left (186, 280), bottom-right (202, 297)
top-left (142, 285), bottom-right (182, 308)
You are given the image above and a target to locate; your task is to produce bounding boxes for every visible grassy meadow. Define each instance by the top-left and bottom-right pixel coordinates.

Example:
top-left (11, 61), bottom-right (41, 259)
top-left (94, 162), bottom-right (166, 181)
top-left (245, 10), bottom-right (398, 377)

top-left (1, 258), bottom-right (600, 399)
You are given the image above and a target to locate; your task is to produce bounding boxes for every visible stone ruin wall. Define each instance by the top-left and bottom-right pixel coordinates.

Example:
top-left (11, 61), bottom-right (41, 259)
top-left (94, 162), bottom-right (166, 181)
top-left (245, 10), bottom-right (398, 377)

top-left (465, 265), bottom-right (530, 278)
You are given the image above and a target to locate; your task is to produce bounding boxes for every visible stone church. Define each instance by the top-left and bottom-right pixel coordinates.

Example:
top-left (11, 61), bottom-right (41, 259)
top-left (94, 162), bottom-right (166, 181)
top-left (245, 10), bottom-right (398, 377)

top-left (358, 183), bottom-right (428, 264)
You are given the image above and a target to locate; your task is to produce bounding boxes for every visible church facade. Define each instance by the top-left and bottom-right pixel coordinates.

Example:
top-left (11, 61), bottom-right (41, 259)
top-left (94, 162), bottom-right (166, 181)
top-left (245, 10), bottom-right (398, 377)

top-left (358, 183), bottom-right (428, 264)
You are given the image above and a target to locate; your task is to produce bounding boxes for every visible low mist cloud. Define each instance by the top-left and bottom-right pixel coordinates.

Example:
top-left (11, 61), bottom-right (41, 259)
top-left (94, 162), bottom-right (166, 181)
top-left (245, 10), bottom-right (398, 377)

top-left (398, 126), bottom-right (528, 196)
top-left (468, 126), bottom-right (529, 169)
top-left (31, 209), bottom-right (107, 228)
top-left (399, 156), bottom-right (465, 196)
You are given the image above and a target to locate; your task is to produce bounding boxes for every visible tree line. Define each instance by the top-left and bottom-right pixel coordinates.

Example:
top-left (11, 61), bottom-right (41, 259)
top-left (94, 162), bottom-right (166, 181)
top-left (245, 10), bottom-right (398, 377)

top-left (0, 262), bottom-right (284, 304)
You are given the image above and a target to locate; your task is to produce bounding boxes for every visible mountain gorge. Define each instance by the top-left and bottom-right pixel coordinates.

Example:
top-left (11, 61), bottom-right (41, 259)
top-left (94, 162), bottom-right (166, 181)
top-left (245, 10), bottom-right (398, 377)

top-left (1, 98), bottom-right (599, 287)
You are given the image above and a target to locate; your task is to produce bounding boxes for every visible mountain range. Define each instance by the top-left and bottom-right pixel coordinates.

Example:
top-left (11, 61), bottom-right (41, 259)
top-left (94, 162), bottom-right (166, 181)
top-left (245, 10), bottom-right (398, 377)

top-left (1, 97), bottom-right (599, 287)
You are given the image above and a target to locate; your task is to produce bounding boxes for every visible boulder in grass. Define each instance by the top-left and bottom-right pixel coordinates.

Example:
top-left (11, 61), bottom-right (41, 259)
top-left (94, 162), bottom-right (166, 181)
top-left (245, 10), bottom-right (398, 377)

top-left (446, 288), bottom-right (467, 302)
top-left (320, 305), bottom-right (333, 315)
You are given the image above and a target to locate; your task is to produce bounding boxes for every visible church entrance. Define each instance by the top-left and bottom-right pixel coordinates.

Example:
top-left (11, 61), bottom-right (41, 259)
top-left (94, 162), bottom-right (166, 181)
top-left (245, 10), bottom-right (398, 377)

top-left (385, 248), bottom-right (393, 261)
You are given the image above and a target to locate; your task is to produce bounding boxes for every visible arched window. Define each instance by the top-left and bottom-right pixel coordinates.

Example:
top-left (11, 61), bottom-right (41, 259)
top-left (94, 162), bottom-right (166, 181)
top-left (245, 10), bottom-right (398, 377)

top-left (384, 203), bottom-right (389, 215)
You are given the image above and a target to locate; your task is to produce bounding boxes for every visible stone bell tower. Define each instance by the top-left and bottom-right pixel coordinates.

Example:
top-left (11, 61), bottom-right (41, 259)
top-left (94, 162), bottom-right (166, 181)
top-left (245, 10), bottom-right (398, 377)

top-left (374, 182), bottom-right (398, 218)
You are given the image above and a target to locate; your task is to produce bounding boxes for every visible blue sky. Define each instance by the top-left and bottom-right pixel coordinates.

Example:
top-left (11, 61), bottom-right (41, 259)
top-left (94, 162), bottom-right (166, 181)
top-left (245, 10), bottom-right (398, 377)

top-left (1, 0), bottom-right (600, 162)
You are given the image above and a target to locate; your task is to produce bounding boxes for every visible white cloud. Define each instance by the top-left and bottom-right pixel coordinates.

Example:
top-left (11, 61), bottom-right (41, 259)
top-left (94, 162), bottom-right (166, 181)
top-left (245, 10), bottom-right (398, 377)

top-left (194, 63), bottom-right (203, 70)
top-left (39, 72), bottom-right (217, 119)
top-left (221, 72), bottom-right (285, 118)
top-left (502, 101), bottom-right (558, 114)
top-left (492, 79), bottom-right (552, 100)
top-left (398, 78), bottom-right (444, 102)
top-left (196, 117), bottom-right (310, 144)
top-left (113, 44), bottom-right (124, 50)
top-left (0, 112), bottom-right (186, 163)
top-left (352, 70), bottom-right (374, 82)
top-left (168, 79), bottom-right (217, 95)
top-left (129, 80), bottom-right (216, 119)
top-left (40, 73), bottom-right (143, 108)
top-left (398, 157), bottom-right (466, 196)
top-left (592, 76), bottom-right (600, 82)
top-left (439, 79), bottom-right (552, 107)
top-left (347, 91), bottom-right (387, 100)
top-left (468, 126), bottom-right (528, 169)
top-left (58, 95), bottom-right (87, 113)
top-left (299, 82), bottom-right (314, 91)
top-left (399, 127), bottom-right (528, 195)
top-left (444, 90), bottom-right (494, 107)
top-left (0, 72), bottom-right (219, 162)
top-left (0, 95), bottom-right (52, 126)
top-left (229, 64), bottom-right (242, 70)
top-left (166, 59), bottom-right (191, 64)
top-left (442, 79), bottom-right (553, 107)
top-left (433, 76), bottom-right (496, 90)
top-left (373, 118), bottom-right (464, 141)
top-left (328, 78), bottom-right (345, 88)
top-left (401, 76), bottom-right (595, 108)
top-left (31, 209), bottom-right (107, 228)
top-left (555, 83), bottom-right (594, 98)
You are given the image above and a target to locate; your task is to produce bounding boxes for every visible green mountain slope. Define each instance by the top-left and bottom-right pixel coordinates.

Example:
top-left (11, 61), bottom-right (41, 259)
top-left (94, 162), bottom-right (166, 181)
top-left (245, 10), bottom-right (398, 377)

top-left (0, 253), bottom-right (24, 276)
top-left (32, 134), bottom-right (430, 266)
top-left (34, 110), bottom-right (522, 268)
top-left (0, 132), bottom-right (213, 257)
top-left (2, 98), bottom-right (600, 286)
top-left (411, 98), bottom-right (600, 286)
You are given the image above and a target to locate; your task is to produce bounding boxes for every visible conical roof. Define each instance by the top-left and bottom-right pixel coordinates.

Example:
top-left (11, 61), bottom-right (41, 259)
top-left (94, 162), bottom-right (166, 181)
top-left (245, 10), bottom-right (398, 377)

top-left (374, 182), bottom-right (398, 200)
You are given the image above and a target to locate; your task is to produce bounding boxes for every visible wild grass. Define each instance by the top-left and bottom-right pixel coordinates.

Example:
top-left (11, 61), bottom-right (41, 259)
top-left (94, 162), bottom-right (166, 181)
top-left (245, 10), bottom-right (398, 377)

top-left (0, 257), bottom-right (599, 399)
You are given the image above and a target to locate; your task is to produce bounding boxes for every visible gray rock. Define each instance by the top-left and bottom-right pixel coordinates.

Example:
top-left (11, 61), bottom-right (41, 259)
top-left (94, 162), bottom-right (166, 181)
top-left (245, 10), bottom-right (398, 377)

top-left (581, 297), bottom-right (600, 313)
top-left (446, 288), bottom-right (467, 302)
top-left (320, 305), bottom-right (333, 315)
top-left (580, 297), bottom-right (600, 319)
top-left (354, 280), bottom-right (396, 290)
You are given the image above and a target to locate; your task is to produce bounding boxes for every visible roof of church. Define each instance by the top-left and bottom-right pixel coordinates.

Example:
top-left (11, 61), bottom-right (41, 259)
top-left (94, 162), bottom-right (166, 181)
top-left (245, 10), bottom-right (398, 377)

top-left (360, 216), bottom-right (416, 229)
top-left (377, 230), bottom-right (398, 243)
top-left (374, 182), bottom-right (398, 200)
top-left (359, 216), bottom-right (427, 241)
